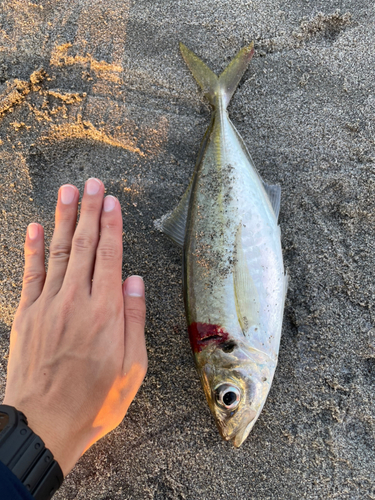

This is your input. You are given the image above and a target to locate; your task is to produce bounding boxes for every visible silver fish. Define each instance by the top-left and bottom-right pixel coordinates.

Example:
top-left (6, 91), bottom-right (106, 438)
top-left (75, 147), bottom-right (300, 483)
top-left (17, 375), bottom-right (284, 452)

top-left (159, 43), bottom-right (287, 446)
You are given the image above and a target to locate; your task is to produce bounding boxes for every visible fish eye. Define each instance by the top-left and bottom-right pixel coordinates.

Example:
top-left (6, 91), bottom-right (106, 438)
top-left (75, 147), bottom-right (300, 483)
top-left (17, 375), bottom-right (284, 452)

top-left (215, 384), bottom-right (241, 410)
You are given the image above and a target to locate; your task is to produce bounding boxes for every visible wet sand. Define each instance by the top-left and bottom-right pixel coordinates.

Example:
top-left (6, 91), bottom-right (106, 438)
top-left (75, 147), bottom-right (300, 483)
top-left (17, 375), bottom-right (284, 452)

top-left (0, 1), bottom-right (374, 498)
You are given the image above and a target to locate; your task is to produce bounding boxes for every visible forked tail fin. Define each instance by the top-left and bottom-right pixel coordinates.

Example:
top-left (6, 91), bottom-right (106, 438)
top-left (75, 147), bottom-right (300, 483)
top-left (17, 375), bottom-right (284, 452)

top-left (180, 42), bottom-right (254, 109)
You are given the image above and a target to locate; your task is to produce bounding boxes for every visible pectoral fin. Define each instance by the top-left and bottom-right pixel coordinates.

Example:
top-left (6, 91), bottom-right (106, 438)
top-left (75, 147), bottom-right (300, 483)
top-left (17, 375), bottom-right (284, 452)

top-left (233, 223), bottom-right (260, 335)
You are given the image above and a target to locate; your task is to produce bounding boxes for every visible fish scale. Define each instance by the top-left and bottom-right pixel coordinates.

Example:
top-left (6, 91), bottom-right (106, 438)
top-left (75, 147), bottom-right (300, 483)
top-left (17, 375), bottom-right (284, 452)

top-left (159, 42), bottom-right (287, 446)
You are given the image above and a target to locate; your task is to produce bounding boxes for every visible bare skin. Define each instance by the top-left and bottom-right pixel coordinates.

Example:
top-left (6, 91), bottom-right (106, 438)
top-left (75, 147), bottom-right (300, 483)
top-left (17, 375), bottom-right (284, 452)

top-left (2, 178), bottom-right (147, 477)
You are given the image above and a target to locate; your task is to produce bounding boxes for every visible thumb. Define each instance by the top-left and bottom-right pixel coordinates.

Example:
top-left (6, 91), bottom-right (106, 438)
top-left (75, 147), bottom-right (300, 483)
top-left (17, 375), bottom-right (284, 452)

top-left (122, 276), bottom-right (148, 377)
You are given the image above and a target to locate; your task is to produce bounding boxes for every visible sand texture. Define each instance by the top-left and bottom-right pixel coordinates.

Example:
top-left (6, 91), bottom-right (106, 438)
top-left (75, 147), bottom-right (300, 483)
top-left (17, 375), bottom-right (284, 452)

top-left (0, 1), bottom-right (374, 499)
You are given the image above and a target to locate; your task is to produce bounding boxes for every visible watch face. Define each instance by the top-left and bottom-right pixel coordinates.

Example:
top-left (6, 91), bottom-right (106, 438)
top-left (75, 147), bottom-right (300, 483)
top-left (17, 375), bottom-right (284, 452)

top-left (0, 412), bottom-right (9, 432)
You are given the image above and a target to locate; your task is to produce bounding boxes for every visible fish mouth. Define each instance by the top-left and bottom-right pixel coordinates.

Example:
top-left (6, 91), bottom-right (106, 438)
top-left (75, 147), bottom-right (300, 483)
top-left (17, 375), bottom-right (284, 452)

top-left (231, 418), bottom-right (257, 447)
top-left (219, 413), bottom-right (258, 447)
top-left (214, 404), bottom-right (260, 447)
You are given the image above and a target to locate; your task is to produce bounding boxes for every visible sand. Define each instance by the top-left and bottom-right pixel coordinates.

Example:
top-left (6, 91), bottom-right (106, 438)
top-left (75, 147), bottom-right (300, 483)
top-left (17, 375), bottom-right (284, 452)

top-left (0, 1), bottom-right (374, 499)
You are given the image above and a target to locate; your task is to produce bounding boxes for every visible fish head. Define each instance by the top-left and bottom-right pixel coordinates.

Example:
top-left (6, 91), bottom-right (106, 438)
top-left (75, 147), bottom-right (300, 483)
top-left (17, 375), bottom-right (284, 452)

top-left (195, 341), bottom-right (275, 447)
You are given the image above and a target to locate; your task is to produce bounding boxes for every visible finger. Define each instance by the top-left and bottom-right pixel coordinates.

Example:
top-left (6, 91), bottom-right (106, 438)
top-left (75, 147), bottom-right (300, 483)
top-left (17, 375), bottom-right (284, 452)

top-left (91, 195), bottom-right (123, 297)
top-left (63, 178), bottom-right (104, 293)
top-left (44, 184), bottom-right (79, 296)
top-left (20, 223), bottom-right (45, 307)
top-left (122, 276), bottom-right (147, 376)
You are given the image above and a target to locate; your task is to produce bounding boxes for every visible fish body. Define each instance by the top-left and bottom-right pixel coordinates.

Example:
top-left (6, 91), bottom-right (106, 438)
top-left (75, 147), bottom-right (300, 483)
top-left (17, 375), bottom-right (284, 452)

top-left (160, 43), bottom-right (287, 446)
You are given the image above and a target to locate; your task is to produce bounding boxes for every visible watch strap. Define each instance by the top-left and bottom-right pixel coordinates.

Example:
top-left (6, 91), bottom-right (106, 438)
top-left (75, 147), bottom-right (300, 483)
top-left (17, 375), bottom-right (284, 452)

top-left (0, 405), bottom-right (63, 500)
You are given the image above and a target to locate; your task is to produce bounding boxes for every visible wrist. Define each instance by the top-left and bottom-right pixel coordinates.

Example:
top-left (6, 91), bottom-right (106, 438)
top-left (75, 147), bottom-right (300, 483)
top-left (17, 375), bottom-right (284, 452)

top-left (0, 404), bottom-right (64, 499)
top-left (2, 398), bottom-right (79, 477)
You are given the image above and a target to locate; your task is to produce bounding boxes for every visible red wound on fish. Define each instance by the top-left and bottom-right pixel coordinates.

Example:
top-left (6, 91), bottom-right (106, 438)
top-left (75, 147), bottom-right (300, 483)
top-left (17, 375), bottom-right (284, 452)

top-left (188, 322), bottom-right (229, 353)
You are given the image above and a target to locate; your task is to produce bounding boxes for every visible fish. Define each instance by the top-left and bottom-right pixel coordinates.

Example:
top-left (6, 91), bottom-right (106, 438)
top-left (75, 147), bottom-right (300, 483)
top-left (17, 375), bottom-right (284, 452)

top-left (158, 42), bottom-right (287, 447)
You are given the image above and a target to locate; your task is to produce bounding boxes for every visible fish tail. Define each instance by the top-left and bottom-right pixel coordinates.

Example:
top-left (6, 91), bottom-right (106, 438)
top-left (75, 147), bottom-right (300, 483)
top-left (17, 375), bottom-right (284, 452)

top-left (180, 42), bottom-right (254, 109)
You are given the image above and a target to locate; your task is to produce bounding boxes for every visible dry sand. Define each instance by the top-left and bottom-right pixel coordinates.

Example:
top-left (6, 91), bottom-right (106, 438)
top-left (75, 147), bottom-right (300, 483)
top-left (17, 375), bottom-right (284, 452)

top-left (0, 1), bottom-right (374, 499)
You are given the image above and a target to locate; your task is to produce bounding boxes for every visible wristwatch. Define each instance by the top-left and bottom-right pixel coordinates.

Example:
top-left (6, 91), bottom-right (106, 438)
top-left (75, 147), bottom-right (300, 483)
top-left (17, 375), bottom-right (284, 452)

top-left (0, 405), bottom-right (63, 500)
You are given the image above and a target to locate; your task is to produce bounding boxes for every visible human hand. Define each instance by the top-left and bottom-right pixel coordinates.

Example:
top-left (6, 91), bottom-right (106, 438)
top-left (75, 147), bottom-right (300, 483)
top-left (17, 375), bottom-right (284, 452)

top-left (3, 178), bottom-right (147, 476)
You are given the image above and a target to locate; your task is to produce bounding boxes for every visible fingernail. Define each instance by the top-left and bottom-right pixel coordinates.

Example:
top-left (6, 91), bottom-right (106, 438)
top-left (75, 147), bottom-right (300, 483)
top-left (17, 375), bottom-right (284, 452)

top-left (125, 276), bottom-right (144, 297)
top-left (86, 178), bottom-right (101, 195)
top-left (28, 223), bottom-right (39, 240)
top-left (60, 185), bottom-right (76, 205)
top-left (103, 195), bottom-right (116, 212)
